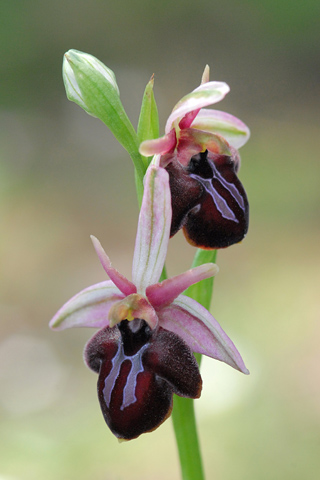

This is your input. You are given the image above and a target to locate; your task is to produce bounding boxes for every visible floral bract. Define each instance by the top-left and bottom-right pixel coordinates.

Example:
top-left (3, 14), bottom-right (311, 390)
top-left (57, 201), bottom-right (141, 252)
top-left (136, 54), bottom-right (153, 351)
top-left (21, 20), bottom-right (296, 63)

top-left (140, 66), bottom-right (250, 249)
top-left (50, 165), bottom-right (248, 440)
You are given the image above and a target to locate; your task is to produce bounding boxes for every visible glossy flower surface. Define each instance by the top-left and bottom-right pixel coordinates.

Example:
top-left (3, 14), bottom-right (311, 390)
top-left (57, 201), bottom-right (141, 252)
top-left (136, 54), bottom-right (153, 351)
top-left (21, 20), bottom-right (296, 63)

top-left (50, 165), bottom-right (248, 439)
top-left (85, 320), bottom-right (202, 440)
top-left (140, 66), bottom-right (250, 249)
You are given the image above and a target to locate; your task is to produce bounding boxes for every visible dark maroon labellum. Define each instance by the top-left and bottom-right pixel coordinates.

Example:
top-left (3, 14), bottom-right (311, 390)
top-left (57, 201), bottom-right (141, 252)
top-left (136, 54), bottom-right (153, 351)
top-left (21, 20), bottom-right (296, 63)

top-left (167, 150), bottom-right (249, 249)
top-left (84, 319), bottom-right (202, 440)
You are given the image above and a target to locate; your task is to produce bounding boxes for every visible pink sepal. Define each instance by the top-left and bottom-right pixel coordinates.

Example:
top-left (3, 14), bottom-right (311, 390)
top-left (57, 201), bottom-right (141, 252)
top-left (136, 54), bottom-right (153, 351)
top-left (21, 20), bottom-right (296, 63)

top-left (191, 109), bottom-right (250, 149)
top-left (49, 281), bottom-right (124, 330)
top-left (158, 295), bottom-right (249, 374)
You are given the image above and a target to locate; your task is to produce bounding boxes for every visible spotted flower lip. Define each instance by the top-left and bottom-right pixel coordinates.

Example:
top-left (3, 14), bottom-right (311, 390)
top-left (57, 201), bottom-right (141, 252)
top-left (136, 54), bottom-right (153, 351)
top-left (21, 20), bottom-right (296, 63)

top-left (50, 165), bottom-right (248, 439)
top-left (139, 65), bottom-right (250, 166)
top-left (49, 165), bottom-right (248, 375)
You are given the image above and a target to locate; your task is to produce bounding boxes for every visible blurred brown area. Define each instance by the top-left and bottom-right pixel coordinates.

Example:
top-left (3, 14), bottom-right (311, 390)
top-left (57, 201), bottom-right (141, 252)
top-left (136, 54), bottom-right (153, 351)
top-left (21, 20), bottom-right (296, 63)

top-left (0, 1), bottom-right (319, 479)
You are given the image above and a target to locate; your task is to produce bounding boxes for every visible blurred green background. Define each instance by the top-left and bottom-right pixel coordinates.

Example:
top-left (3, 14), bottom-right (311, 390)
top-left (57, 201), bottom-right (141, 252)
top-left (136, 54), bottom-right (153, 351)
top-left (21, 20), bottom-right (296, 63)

top-left (1, 0), bottom-right (319, 479)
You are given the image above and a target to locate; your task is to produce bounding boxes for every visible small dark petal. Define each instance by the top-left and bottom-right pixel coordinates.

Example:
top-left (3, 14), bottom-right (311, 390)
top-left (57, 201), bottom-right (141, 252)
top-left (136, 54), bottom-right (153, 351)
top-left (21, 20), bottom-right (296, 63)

top-left (143, 327), bottom-right (202, 399)
top-left (84, 327), bottom-right (120, 373)
top-left (166, 159), bottom-right (203, 237)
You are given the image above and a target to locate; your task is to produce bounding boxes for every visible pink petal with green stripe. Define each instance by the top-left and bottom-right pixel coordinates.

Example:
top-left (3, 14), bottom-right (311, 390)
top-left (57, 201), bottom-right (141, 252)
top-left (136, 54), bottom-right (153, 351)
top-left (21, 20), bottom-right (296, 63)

top-left (91, 235), bottom-right (136, 296)
top-left (146, 263), bottom-right (219, 308)
top-left (132, 166), bottom-right (172, 294)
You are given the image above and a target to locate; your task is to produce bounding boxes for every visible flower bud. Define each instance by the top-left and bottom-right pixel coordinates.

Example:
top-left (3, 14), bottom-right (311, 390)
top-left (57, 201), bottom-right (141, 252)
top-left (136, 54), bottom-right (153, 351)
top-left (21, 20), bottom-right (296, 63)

top-left (62, 50), bottom-right (141, 171)
top-left (63, 49), bottom-right (119, 115)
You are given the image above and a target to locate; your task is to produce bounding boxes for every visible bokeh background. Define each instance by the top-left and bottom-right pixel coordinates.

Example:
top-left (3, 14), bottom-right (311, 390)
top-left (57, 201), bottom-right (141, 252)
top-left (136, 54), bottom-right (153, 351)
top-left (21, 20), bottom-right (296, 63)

top-left (1, 1), bottom-right (319, 479)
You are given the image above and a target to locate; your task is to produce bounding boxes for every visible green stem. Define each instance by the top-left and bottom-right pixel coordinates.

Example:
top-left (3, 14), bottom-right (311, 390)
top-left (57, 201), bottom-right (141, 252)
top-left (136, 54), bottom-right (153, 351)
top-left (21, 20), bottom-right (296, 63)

top-left (172, 248), bottom-right (218, 480)
top-left (171, 396), bottom-right (205, 480)
top-left (157, 259), bottom-right (205, 480)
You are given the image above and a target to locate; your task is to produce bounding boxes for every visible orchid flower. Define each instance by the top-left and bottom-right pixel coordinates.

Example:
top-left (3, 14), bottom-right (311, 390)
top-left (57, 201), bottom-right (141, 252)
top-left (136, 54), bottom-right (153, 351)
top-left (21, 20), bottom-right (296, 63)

top-left (50, 165), bottom-right (248, 440)
top-left (140, 66), bottom-right (250, 249)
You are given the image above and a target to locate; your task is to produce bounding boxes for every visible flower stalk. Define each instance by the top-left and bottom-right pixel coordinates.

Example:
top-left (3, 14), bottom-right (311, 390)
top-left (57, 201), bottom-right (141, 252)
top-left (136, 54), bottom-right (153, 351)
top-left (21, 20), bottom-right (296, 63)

top-left (172, 395), bottom-right (205, 480)
top-left (171, 248), bottom-right (217, 480)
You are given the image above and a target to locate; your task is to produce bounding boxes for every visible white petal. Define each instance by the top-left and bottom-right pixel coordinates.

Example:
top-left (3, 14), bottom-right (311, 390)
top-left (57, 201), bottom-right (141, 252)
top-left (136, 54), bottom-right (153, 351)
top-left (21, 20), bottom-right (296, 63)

top-left (63, 54), bottom-right (87, 109)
